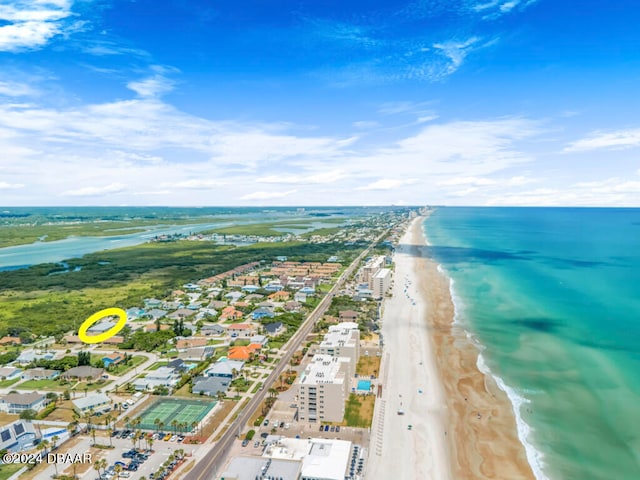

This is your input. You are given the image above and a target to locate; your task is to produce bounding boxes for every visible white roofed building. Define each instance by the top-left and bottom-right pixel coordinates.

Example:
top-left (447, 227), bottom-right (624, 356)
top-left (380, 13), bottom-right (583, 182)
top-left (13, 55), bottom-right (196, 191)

top-left (298, 354), bottom-right (350, 423)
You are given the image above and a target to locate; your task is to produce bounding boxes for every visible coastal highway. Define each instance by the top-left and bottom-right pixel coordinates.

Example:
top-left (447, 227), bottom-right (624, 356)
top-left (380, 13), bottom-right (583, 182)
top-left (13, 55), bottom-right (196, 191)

top-left (184, 227), bottom-right (393, 480)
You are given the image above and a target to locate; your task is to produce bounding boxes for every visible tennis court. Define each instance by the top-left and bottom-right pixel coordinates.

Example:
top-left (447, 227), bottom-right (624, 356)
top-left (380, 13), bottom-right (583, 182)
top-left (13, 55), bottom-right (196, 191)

top-left (134, 398), bottom-right (216, 431)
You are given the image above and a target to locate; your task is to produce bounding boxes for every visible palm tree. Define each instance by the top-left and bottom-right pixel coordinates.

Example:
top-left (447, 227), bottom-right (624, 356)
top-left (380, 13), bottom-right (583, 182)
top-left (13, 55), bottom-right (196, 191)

top-left (216, 391), bottom-right (225, 404)
top-left (124, 415), bottom-right (130, 428)
top-left (154, 417), bottom-right (161, 432)
top-left (191, 421), bottom-right (198, 436)
top-left (93, 461), bottom-right (101, 478)
top-left (148, 437), bottom-right (154, 452)
top-left (114, 463), bottom-right (123, 479)
top-left (171, 419), bottom-right (178, 434)
top-left (159, 421), bottom-right (165, 433)
top-left (107, 426), bottom-right (113, 447)
top-left (91, 427), bottom-right (97, 446)
top-left (51, 435), bottom-right (59, 451)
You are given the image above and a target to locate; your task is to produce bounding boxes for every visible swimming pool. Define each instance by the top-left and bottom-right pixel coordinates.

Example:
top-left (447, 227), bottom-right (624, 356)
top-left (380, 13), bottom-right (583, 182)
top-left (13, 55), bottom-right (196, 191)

top-left (357, 379), bottom-right (371, 391)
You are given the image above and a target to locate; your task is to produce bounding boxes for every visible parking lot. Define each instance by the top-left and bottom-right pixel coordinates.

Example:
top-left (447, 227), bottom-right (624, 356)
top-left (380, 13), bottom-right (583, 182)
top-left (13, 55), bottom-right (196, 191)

top-left (80, 433), bottom-right (201, 480)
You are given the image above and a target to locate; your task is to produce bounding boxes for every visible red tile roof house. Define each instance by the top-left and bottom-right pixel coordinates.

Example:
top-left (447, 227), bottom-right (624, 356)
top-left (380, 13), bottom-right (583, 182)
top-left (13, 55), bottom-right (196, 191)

top-left (227, 323), bottom-right (256, 338)
top-left (220, 306), bottom-right (243, 321)
top-left (339, 310), bottom-right (359, 321)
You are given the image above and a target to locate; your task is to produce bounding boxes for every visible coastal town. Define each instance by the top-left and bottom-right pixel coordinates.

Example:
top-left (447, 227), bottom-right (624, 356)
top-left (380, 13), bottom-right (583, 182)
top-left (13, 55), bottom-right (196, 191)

top-left (0, 209), bottom-right (420, 480)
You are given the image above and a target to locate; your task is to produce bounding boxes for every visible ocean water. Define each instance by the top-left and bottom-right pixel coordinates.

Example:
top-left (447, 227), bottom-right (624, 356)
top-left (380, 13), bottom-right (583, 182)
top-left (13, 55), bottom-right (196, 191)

top-left (423, 207), bottom-right (640, 480)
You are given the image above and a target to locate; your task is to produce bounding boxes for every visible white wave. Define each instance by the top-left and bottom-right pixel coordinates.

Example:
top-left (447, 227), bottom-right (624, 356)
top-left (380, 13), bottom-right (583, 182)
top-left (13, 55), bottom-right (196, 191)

top-left (476, 354), bottom-right (551, 480)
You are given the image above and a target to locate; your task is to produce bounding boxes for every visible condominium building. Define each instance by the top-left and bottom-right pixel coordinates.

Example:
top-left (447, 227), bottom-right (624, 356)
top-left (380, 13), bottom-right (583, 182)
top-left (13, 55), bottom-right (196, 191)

top-left (372, 268), bottom-right (391, 299)
top-left (362, 255), bottom-right (385, 285)
top-left (317, 322), bottom-right (360, 378)
top-left (298, 355), bottom-right (350, 423)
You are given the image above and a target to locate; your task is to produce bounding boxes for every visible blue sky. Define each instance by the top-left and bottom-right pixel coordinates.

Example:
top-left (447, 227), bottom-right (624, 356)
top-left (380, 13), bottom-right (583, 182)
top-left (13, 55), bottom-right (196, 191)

top-left (1, 0), bottom-right (639, 206)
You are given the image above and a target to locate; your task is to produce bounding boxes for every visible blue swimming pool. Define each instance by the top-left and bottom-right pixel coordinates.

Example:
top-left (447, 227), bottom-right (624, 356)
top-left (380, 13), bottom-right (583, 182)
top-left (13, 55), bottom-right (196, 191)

top-left (357, 379), bottom-right (371, 391)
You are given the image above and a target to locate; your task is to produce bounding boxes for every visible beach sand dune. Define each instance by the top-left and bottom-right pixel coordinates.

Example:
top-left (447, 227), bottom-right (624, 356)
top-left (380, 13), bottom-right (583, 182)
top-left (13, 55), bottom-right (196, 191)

top-left (366, 217), bottom-right (534, 480)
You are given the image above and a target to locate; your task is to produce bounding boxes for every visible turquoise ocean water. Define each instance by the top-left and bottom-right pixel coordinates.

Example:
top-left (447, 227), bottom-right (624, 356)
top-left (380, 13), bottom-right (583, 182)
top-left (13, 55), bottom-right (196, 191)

top-left (423, 207), bottom-right (640, 480)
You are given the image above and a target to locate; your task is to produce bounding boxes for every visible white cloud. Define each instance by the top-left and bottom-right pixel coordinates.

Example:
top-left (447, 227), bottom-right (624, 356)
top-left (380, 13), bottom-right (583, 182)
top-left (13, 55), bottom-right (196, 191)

top-left (0, 182), bottom-right (25, 190)
top-left (169, 179), bottom-right (224, 189)
top-left (257, 170), bottom-right (347, 185)
top-left (63, 183), bottom-right (126, 197)
top-left (240, 189), bottom-right (297, 201)
top-left (564, 128), bottom-right (640, 152)
top-left (433, 37), bottom-right (480, 75)
top-left (0, 0), bottom-right (80, 52)
top-left (357, 178), bottom-right (419, 191)
top-left (439, 175), bottom-right (537, 187)
top-left (0, 80), bottom-right (39, 97)
top-left (353, 121), bottom-right (379, 129)
top-left (127, 67), bottom-right (177, 98)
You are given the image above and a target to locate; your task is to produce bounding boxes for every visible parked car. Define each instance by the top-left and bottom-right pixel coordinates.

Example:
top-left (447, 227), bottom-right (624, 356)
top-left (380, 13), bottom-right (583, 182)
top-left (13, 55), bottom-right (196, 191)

top-left (163, 433), bottom-right (172, 441)
top-left (241, 439), bottom-right (249, 447)
top-left (319, 425), bottom-right (324, 432)
top-left (336, 426), bottom-right (340, 432)
top-left (263, 419), bottom-right (269, 427)
top-left (324, 425), bottom-right (329, 432)
top-left (330, 426), bottom-right (335, 432)
top-left (254, 440), bottom-right (260, 447)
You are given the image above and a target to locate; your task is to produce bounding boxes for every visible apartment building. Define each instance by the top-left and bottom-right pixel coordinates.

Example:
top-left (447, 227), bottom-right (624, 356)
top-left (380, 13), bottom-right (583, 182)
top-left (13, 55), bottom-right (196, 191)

top-left (372, 268), bottom-right (392, 299)
top-left (317, 322), bottom-right (360, 379)
top-left (362, 255), bottom-right (385, 285)
top-left (298, 355), bottom-right (350, 423)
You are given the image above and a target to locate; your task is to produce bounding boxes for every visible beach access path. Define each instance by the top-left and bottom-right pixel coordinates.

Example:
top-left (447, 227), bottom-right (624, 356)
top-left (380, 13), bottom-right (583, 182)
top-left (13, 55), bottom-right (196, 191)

top-left (366, 217), bottom-right (452, 480)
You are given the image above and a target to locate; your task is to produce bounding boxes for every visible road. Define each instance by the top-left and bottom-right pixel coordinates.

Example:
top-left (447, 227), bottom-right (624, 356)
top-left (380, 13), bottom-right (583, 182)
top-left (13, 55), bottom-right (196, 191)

top-left (184, 228), bottom-right (391, 480)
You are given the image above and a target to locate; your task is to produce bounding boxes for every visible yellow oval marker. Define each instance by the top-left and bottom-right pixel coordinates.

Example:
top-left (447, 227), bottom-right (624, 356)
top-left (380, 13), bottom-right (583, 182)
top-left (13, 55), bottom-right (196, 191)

top-left (78, 307), bottom-right (127, 344)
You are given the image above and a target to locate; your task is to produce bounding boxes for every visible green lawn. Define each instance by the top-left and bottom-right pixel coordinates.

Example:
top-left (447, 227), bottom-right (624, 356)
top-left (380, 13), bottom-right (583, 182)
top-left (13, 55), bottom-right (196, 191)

top-left (18, 378), bottom-right (64, 390)
top-left (343, 394), bottom-right (375, 428)
top-left (0, 377), bottom-right (20, 387)
top-left (148, 361), bottom-right (168, 370)
top-left (0, 463), bottom-right (23, 480)
top-left (107, 355), bottom-right (146, 376)
top-left (71, 379), bottom-right (112, 393)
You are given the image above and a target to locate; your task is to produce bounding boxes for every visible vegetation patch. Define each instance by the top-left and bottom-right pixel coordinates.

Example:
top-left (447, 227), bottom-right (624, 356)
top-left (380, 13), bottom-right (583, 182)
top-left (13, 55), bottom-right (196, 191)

top-left (342, 394), bottom-right (375, 428)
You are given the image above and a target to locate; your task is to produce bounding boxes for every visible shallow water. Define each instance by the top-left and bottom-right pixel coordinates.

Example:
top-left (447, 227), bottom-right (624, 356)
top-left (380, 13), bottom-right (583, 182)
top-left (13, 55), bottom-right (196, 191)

top-left (424, 207), bottom-right (640, 480)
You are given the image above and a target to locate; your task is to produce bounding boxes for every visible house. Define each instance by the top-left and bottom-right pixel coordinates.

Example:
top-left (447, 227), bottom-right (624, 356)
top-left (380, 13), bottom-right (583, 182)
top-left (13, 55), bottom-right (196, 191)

top-left (268, 291), bottom-right (290, 302)
top-left (87, 319), bottom-right (116, 333)
top-left (178, 346), bottom-right (215, 362)
top-left (0, 393), bottom-right (49, 414)
top-left (21, 368), bottom-right (59, 380)
top-left (0, 367), bottom-right (21, 380)
top-left (339, 310), bottom-right (359, 321)
top-left (249, 334), bottom-right (268, 346)
top-left (167, 308), bottom-right (196, 320)
top-left (0, 420), bottom-right (40, 453)
top-left (144, 323), bottom-right (171, 332)
top-left (61, 366), bottom-right (104, 381)
top-left (208, 300), bottom-right (228, 309)
top-left (0, 336), bottom-right (21, 345)
top-left (227, 343), bottom-right (254, 362)
top-left (102, 352), bottom-right (125, 368)
top-left (192, 376), bottom-right (230, 397)
top-left (244, 293), bottom-right (264, 302)
top-left (72, 393), bottom-right (111, 415)
top-left (264, 322), bottom-right (284, 336)
top-left (145, 309), bottom-right (168, 320)
top-left (175, 337), bottom-right (208, 350)
top-left (293, 292), bottom-right (307, 303)
top-left (144, 298), bottom-right (162, 308)
top-left (227, 323), bottom-right (255, 338)
top-left (299, 286), bottom-right (316, 295)
top-left (16, 351), bottom-right (54, 364)
top-left (220, 306), bottom-right (243, 322)
top-left (162, 301), bottom-right (183, 310)
top-left (204, 360), bottom-right (245, 379)
top-left (224, 291), bottom-right (244, 302)
top-left (251, 307), bottom-right (275, 320)
top-left (64, 335), bottom-right (124, 344)
top-left (166, 358), bottom-right (189, 373)
top-left (132, 367), bottom-right (180, 392)
top-left (201, 324), bottom-right (226, 336)
top-left (241, 285), bottom-right (260, 293)
top-left (126, 307), bottom-right (145, 320)
top-left (264, 283), bottom-right (284, 292)
top-left (284, 301), bottom-right (302, 312)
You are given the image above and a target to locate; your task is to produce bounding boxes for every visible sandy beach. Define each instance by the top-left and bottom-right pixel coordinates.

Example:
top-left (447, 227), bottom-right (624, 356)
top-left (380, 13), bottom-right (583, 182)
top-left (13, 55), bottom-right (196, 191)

top-left (367, 216), bottom-right (534, 480)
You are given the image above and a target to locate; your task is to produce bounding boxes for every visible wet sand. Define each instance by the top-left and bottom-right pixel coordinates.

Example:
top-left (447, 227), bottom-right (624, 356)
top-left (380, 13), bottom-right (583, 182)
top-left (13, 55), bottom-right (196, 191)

top-left (413, 216), bottom-right (535, 479)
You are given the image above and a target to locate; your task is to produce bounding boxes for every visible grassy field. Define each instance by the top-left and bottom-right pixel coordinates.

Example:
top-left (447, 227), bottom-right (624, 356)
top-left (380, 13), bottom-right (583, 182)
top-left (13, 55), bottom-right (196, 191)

top-left (18, 378), bottom-right (64, 390)
top-left (342, 394), bottom-right (376, 428)
top-left (0, 377), bottom-right (20, 387)
top-left (0, 463), bottom-right (23, 480)
top-left (148, 361), bottom-right (168, 370)
top-left (356, 356), bottom-right (381, 377)
top-left (107, 355), bottom-right (146, 375)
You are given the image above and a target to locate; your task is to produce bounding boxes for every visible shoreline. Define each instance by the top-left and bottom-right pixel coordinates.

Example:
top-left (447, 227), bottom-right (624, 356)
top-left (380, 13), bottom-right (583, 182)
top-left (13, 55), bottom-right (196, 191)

top-left (410, 215), bottom-right (536, 479)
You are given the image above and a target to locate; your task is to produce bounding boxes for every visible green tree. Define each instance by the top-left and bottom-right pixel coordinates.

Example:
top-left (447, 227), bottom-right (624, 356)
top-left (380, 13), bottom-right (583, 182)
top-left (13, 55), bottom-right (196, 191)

top-left (19, 409), bottom-right (37, 420)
